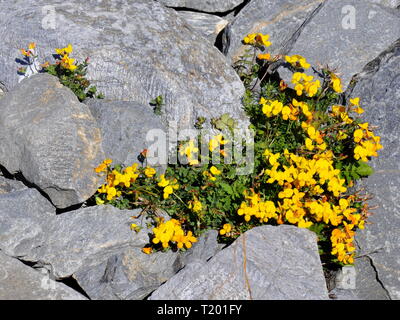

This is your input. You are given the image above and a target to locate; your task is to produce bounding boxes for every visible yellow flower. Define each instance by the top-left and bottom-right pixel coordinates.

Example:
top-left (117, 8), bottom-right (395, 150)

top-left (188, 197), bottom-right (202, 213)
top-left (243, 33), bottom-right (257, 45)
top-left (331, 74), bottom-right (343, 93)
top-left (349, 97), bottom-right (360, 106)
top-left (144, 167), bottom-right (156, 178)
top-left (258, 53), bottom-right (271, 60)
top-left (353, 129), bottom-right (364, 143)
top-left (281, 106), bottom-right (291, 120)
top-left (179, 139), bottom-right (199, 160)
top-left (210, 166), bottom-right (221, 176)
top-left (20, 49), bottom-right (30, 57)
top-left (219, 223), bottom-right (232, 235)
top-left (305, 138), bottom-right (314, 151)
top-left (353, 106), bottom-right (365, 114)
top-left (285, 54), bottom-right (310, 69)
top-left (142, 247), bottom-right (153, 254)
top-left (255, 33), bottom-right (272, 47)
top-left (55, 44), bottom-right (73, 56)
top-left (158, 174), bottom-right (169, 187)
top-left (158, 175), bottom-right (179, 199)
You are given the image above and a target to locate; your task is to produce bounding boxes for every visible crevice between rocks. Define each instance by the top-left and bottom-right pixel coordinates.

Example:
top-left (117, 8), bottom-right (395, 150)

top-left (345, 37), bottom-right (400, 99)
top-left (14, 256), bottom-right (91, 299)
top-left (364, 255), bottom-right (392, 300)
top-left (0, 164), bottom-right (85, 215)
top-left (280, 0), bottom-right (327, 56)
top-left (59, 276), bottom-right (91, 299)
top-left (164, 0), bottom-right (250, 18)
top-left (0, 164), bottom-right (55, 207)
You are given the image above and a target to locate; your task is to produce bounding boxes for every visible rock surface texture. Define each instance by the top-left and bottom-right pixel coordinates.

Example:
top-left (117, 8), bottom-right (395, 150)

top-left (277, 0), bottom-right (400, 89)
top-left (177, 11), bottom-right (229, 43)
top-left (0, 251), bottom-right (86, 300)
top-left (346, 41), bottom-right (400, 300)
top-left (0, 0), bottom-right (246, 128)
top-left (86, 99), bottom-right (166, 168)
top-left (0, 74), bottom-right (104, 208)
top-left (222, 0), bottom-right (325, 61)
top-left (149, 225), bottom-right (329, 300)
top-left (0, 188), bottom-right (56, 258)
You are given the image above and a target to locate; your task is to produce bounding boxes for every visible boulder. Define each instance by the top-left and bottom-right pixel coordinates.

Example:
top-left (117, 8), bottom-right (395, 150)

top-left (157, 0), bottom-right (245, 13)
top-left (149, 225), bottom-right (329, 300)
top-left (180, 229), bottom-right (225, 265)
top-left (0, 0), bottom-right (247, 129)
top-left (346, 41), bottom-right (400, 299)
top-left (27, 205), bottom-right (151, 278)
top-left (74, 247), bottom-right (183, 300)
top-left (0, 189), bottom-right (56, 258)
top-left (221, 0), bottom-right (325, 62)
top-left (0, 251), bottom-right (86, 300)
top-left (0, 73), bottom-right (104, 209)
top-left (177, 11), bottom-right (229, 44)
top-left (277, 0), bottom-right (400, 89)
top-left (73, 229), bottom-right (223, 300)
top-left (86, 99), bottom-right (166, 168)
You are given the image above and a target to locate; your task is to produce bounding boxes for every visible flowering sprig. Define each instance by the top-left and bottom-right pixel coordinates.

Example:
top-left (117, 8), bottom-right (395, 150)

top-left (18, 42), bottom-right (103, 102)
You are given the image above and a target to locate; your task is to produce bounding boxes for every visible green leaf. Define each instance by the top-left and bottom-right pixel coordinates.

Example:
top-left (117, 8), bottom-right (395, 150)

top-left (220, 183), bottom-right (234, 195)
top-left (356, 161), bottom-right (374, 177)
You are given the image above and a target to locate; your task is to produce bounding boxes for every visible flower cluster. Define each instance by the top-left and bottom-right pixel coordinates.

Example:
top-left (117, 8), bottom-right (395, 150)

top-left (96, 163), bottom-right (141, 201)
top-left (152, 219), bottom-right (197, 250)
top-left (158, 175), bottom-right (179, 199)
top-left (19, 42), bottom-right (103, 101)
top-left (330, 222), bottom-right (357, 264)
top-left (179, 139), bottom-right (199, 165)
top-left (203, 166), bottom-right (222, 181)
top-left (54, 44), bottom-right (77, 71)
top-left (243, 33), bottom-right (271, 47)
top-left (285, 54), bottom-right (310, 69)
top-left (91, 33), bottom-right (382, 266)
top-left (291, 72), bottom-right (321, 97)
top-left (353, 122), bottom-right (382, 162)
top-left (237, 190), bottom-right (278, 223)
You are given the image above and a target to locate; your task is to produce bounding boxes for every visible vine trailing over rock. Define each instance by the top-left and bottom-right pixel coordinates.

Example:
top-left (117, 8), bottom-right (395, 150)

top-left (87, 33), bottom-right (382, 269)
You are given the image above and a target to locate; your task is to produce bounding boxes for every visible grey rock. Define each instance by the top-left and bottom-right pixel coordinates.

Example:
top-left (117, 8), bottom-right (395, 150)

top-left (369, 0), bottom-right (400, 8)
top-left (27, 205), bottom-right (151, 278)
top-left (0, 73), bottom-right (104, 209)
top-left (177, 11), bottom-right (229, 43)
top-left (73, 229), bottom-right (223, 300)
top-left (329, 288), bottom-right (360, 300)
top-left (222, 0), bottom-right (325, 62)
top-left (348, 256), bottom-right (390, 300)
top-left (74, 247), bottom-right (183, 300)
top-left (0, 0), bottom-right (247, 129)
top-left (157, 0), bottom-right (245, 13)
top-left (86, 99), bottom-right (166, 168)
top-left (279, 0), bottom-right (400, 89)
top-left (0, 176), bottom-right (27, 194)
top-left (0, 251), bottom-right (86, 300)
top-left (0, 189), bottom-right (55, 258)
top-left (348, 41), bottom-right (400, 300)
top-left (180, 229), bottom-right (225, 265)
top-left (149, 225), bottom-right (329, 300)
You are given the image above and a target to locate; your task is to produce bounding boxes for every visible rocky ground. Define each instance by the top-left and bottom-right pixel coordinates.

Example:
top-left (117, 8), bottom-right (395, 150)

top-left (0, 0), bottom-right (399, 300)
